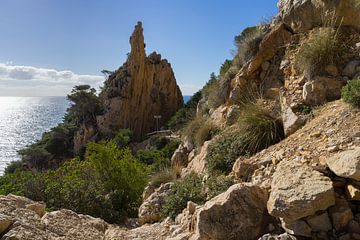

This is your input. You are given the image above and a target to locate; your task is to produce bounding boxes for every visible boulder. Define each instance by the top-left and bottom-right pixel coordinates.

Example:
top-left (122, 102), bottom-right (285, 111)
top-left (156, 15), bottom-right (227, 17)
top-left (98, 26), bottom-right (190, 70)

top-left (171, 144), bottom-right (189, 167)
top-left (139, 183), bottom-right (173, 225)
top-left (191, 183), bottom-right (269, 240)
top-left (0, 213), bottom-right (13, 234)
top-left (302, 77), bottom-right (344, 106)
top-left (281, 219), bottom-right (311, 237)
top-left (306, 212), bottom-right (332, 232)
top-left (26, 202), bottom-right (46, 218)
top-left (343, 60), bottom-right (360, 78)
top-left (267, 160), bottom-right (335, 223)
top-left (326, 148), bottom-right (360, 181)
top-left (280, 94), bottom-right (305, 136)
top-left (347, 184), bottom-right (360, 201)
top-left (328, 198), bottom-right (354, 231)
top-left (42, 209), bottom-right (108, 240)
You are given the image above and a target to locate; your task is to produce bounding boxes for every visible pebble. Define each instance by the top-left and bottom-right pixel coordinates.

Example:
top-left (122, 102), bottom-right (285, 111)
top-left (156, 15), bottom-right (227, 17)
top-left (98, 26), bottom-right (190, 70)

top-left (327, 145), bottom-right (339, 153)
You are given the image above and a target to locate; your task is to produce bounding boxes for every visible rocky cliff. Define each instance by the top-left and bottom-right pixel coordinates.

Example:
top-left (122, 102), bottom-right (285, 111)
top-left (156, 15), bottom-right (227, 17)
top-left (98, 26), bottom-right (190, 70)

top-left (96, 22), bottom-right (183, 141)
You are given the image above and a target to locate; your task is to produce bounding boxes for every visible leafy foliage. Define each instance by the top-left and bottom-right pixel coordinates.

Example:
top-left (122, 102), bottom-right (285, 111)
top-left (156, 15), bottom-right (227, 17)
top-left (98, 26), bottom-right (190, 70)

top-left (342, 78), bottom-right (360, 107)
top-left (207, 103), bottom-right (284, 174)
top-left (162, 173), bottom-right (205, 219)
top-left (113, 129), bottom-right (133, 149)
top-left (205, 175), bottom-right (234, 200)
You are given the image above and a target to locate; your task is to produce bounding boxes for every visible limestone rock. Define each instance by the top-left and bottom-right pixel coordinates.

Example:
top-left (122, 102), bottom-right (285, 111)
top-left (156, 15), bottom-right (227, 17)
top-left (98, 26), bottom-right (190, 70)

top-left (281, 219), bottom-right (311, 237)
top-left (258, 233), bottom-right (297, 240)
top-left (74, 124), bottom-right (96, 155)
top-left (232, 157), bottom-right (255, 181)
top-left (267, 160), bottom-right (335, 223)
top-left (26, 202), bottom-right (46, 218)
top-left (96, 22), bottom-right (183, 141)
top-left (343, 60), bottom-right (360, 78)
top-left (302, 77), bottom-right (344, 106)
top-left (280, 93), bottom-right (305, 136)
top-left (42, 209), bottom-right (108, 239)
top-left (328, 198), bottom-right (354, 231)
top-left (191, 183), bottom-right (269, 240)
top-left (182, 141), bottom-right (211, 176)
top-left (306, 212), bottom-right (332, 232)
top-left (171, 145), bottom-right (189, 167)
top-left (326, 148), bottom-right (360, 180)
top-left (347, 184), bottom-right (360, 200)
top-left (0, 213), bottom-right (13, 234)
top-left (139, 183), bottom-right (173, 225)
top-left (278, 0), bottom-right (360, 33)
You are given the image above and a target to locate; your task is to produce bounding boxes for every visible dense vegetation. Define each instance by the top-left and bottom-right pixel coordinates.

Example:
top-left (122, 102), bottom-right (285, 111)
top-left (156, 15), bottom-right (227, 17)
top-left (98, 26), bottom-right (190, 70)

top-left (342, 78), bottom-right (360, 107)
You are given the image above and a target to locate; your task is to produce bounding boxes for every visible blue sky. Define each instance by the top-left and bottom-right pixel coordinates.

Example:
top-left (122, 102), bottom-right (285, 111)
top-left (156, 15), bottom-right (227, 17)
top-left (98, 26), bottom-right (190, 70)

top-left (0, 0), bottom-right (278, 96)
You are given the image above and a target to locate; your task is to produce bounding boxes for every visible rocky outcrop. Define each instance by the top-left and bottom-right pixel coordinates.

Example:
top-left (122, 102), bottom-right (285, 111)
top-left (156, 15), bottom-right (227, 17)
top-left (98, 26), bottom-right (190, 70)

top-left (267, 160), bottom-right (335, 223)
top-left (191, 183), bottom-right (269, 240)
top-left (278, 0), bottom-right (360, 33)
top-left (96, 22), bottom-right (183, 141)
top-left (326, 147), bottom-right (360, 180)
top-left (139, 183), bottom-right (173, 225)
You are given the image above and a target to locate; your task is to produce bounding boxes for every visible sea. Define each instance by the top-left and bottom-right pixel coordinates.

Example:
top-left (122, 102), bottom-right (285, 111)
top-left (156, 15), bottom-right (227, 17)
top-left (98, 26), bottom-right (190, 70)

top-left (0, 95), bottom-right (192, 174)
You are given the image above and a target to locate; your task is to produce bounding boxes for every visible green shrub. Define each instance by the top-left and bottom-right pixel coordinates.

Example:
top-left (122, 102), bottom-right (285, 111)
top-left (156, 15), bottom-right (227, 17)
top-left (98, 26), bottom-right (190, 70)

top-left (113, 129), bottom-right (133, 149)
top-left (162, 173), bottom-right (205, 219)
top-left (206, 128), bottom-right (245, 175)
top-left (136, 149), bottom-right (169, 171)
top-left (207, 103), bottom-right (284, 174)
top-left (4, 160), bottom-right (24, 174)
top-left (183, 116), bottom-right (218, 148)
top-left (342, 78), bottom-right (360, 107)
top-left (295, 27), bottom-right (342, 76)
top-left (205, 175), bottom-right (234, 200)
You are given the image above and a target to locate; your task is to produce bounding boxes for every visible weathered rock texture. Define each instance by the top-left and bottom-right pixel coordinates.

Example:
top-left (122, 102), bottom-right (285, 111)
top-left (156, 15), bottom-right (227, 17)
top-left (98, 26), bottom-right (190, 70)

top-left (191, 183), bottom-right (269, 240)
top-left (96, 22), bottom-right (183, 140)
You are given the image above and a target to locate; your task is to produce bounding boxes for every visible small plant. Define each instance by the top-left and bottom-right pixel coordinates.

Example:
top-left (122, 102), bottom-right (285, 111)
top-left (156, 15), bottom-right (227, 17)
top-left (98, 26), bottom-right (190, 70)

top-left (183, 116), bottom-right (218, 148)
top-left (237, 103), bottom-right (284, 154)
top-left (202, 73), bottom-right (222, 109)
top-left (342, 78), bottom-right (360, 107)
top-left (295, 11), bottom-right (344, 77)
top-left (205, 175), bottom-right (234, 200)
top-left (149, 167), bottom-right (179, 189)
top-left (162, 172), bottom-right (205, 219)
top-left (300, 105), bottom-right (312, 115)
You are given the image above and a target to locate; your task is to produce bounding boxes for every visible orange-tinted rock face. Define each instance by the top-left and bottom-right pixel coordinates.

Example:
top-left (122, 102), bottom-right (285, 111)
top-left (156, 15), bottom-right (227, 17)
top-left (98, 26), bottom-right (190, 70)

top-left (96, 22), bottom-right (183, 140)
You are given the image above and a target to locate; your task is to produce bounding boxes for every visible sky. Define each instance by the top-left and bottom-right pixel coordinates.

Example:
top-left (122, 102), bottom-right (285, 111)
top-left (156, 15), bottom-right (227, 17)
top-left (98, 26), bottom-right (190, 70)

top-left (0, 0), bottom-right (278, 96)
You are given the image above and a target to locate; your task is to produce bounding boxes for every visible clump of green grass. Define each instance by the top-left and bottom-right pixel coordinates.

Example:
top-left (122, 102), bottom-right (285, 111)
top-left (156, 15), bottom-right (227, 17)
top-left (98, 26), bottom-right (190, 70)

top-left (149, 167), bottom-right (179, 189)
top-left (342, 78), bottom-right (360, 107)
top-left (183, 116), bottom-right (218, 148)
top-left (206, 103), bottom-right (284, 174)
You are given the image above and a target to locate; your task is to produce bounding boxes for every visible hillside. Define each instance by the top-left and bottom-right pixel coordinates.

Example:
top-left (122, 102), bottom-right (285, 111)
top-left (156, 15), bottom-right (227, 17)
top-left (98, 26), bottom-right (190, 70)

top-left (1, 0), bottom-right (360, 239)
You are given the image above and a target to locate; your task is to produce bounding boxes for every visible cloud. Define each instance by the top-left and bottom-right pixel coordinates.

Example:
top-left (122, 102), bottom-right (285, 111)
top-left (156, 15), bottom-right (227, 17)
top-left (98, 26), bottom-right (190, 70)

top-left (0, 63), bottom-right (104, 96)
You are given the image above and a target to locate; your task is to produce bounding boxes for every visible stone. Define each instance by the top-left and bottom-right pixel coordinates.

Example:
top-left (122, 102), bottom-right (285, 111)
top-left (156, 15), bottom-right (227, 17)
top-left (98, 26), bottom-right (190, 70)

top-left (232, 157), bottom-right (255, 181)
top-left (264, 88), bottom-right (280, 100)
top-left (261, 61), bottom-right (271, 71)
top-left (278, 0), bottom-right (360, 33)
top-left (192, 183), bottom-right (269, 240)
top-left (42, 209), bottom-right (107, 239)
top-left (267, 160), bottom-right (335, 223)
top-left (327, 145), bottom-right (339, 153)
top-left (26, 202), bottom-right (46, 218)
top-left (138, 183), bottom-right (173, 225)
top-left (142, 185), bottom-right (156, 201)
top-left (281, 219), bottom-right (312, 237)
top-left (226, 105), bottom-right (240, 125)
top-left (0, 213), bottom-right (13, 234)
top-left (258, 233), bottom-right (297, 240)
top-left (326, 148), bottom-right (360, 181)
top-left (95, 21), bottom-right (183, 141)
top-left (182, 140), bottom-right (211, 176)
top-left (306, 212), bottom-right (332, 232)
top-left (280, 94), bottom-right (305, 136)
top-left (347, 184), bottom-right (360, 201)
top-left (187, 201), bottom-right (197, 215)
top-left (171, 144), bottom-right (189, 167)
top-left (325, 65), bottom-right (339, 77)
top-left (343, 60), bottom-right (360, 78)
top-left (329, 199), bottom-right (354, 231)
top-left (302, 77), bottom-right (344, 106)
top-left (348, 220), bottom-right (360, 234)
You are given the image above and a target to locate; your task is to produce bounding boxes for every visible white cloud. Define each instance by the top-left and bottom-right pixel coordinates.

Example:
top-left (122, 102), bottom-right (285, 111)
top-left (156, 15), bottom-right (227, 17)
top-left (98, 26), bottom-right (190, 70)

top-left (0, 63), bottom-right (104, 96)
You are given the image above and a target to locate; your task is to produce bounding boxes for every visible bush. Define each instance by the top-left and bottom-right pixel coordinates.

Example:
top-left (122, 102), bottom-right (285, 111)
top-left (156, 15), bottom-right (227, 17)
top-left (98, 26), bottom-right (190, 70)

top-left (113, 129), bottom-right (133, 149)
top-left (205, 175), bottom-right (234, 200)
top-left (206, 128), bottom-right (245, 175)
top-left (237, 103), bottom-right (284, 154)
top-left (207, 103), bottom-right (284, 174)
top-left (295, 27), bottom-right (342, 76)
top-left (149, 167), bottom-right (179, 189)
top-left (162, 173), bottom-right (205, 219)
top-left (202, 73), bottom-right (222, 109)
top-left (183, 116), bottom-right (218, 148)
top-left (342, 78), bottom-right (360, 107)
